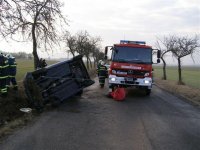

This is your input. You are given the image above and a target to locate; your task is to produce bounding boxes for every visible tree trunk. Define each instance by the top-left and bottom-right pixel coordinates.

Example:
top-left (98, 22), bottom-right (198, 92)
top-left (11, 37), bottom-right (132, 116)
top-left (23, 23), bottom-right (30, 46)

top-left (178, 57), bottom-right (182, 84)
top-left (93, 58), bottom-right (96, 67)
top-left (161, 57), bottom-right (167, 80)
top-left (89, 58), bottom-right (92, 68)
top-left (70, 50), bottom-right (75, 57)
top-left (86, 57), bottom-right (89, 69)
top-left (32, 25), bottom-right (39, 70)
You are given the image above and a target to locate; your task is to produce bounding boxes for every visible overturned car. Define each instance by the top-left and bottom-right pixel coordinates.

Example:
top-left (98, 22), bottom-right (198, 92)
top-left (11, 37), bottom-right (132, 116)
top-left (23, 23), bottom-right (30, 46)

top-left (23, 55), bottom-right (94, 109)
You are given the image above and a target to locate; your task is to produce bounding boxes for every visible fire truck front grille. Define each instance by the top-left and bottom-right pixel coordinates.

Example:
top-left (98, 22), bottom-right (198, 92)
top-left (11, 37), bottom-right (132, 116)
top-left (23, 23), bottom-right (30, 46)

top-left (114, 69), bottom-right (149, 77)
top-left (121, 81), bottom-right (139, 84)
top-left (127, 70), bottom-right (148, 76)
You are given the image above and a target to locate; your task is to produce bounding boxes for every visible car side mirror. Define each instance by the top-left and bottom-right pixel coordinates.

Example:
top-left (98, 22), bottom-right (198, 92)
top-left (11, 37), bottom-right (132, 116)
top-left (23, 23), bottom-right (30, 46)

top-left (157, 50), bottom-right (161, 58)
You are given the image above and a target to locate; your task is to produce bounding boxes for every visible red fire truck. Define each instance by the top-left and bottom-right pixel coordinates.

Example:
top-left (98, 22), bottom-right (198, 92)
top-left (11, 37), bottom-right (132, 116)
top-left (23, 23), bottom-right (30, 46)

top-left (105, 40), bottom-right (161, 95)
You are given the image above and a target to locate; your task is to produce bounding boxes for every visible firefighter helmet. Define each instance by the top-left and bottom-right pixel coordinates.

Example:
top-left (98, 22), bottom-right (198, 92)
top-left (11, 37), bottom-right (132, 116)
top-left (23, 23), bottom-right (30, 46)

top-left (98, 60), bottom-right (102, 64)
top-left (100, 61), bottom-right (105, 65)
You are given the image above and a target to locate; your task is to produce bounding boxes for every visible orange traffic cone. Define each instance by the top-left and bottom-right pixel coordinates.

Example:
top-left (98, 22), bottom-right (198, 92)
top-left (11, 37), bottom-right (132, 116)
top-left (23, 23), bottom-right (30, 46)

top-left (110, 87), bottom-right (126, 101)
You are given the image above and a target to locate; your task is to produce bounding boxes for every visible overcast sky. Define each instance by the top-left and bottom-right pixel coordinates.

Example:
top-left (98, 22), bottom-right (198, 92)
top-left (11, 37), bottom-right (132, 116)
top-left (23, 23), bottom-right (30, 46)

top-left (65, 0), bottom-right (199, 44)
top-left (1, 0), bottom-right (200, 65)
top-left (65, 0), bottom-right (200, 65)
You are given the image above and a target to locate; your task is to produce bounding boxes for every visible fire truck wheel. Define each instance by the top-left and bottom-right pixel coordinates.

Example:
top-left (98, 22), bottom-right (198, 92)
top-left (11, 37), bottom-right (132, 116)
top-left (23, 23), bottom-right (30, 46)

top-left (145, 89), bottom-right (151, 96)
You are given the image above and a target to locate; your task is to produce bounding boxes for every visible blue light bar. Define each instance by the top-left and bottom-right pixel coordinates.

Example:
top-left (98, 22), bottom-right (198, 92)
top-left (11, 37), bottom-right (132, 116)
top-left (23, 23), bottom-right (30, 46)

top-left (120, 40), bottom-right (146, 45)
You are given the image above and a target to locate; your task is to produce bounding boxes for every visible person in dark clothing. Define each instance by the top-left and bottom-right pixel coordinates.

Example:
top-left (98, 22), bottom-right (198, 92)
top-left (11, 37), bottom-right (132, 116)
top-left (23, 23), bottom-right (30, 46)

top-left (41, 59), bottom-right (47, 68)
top-left (97, 60), bottom-right (107, 88)
top-left (38, 58), bottom-right (47, 69)
top-left (4, 54), bottom-right (10, 90)
top-left (7, 54), bottom-right (18, 90)
top-left (96, 60), bottom-right (102, 77)
top-left (0, 53), bottom-right (8, 96)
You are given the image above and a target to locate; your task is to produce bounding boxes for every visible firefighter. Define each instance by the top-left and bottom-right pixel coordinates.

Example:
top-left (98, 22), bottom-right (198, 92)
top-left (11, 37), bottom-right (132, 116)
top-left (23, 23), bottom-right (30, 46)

top-left (5, 54), bottom-right (10, 90)
top-left (96, 60), bottom-right (102, 76)
top-left (41, 59), bottom-right (47, 68)
top-left (7, 54), bottom-right (18, 90)
top-left (97, 60), bottom-right (107, 88)
top-left (0, 52), bottom-right (8, 96)
top-left (38, 58), bottom-right (47, 69)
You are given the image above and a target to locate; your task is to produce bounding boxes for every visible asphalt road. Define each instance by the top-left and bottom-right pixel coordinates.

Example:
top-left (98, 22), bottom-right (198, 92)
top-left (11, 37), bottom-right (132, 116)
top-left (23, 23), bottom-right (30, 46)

top-left (0, 78), bottom-right (200, 150)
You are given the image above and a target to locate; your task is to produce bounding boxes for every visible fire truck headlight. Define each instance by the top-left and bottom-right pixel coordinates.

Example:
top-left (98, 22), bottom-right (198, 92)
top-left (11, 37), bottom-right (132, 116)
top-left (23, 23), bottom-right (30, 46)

top-left (111, 77), bottom-right (116, 82)
top-left (144, 80), bottom-right (150, 84)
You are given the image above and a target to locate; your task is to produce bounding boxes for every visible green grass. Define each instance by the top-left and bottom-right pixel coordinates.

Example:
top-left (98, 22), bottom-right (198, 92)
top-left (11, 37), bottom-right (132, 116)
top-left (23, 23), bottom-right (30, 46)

top-left (15, 59), bottom-right (96, 81)
top-left (16, 59), bottom-right (57, 81)
top-left (154, 66), bottom-right (200, 89)
top-left (16, 59), bottom-right (34, 81)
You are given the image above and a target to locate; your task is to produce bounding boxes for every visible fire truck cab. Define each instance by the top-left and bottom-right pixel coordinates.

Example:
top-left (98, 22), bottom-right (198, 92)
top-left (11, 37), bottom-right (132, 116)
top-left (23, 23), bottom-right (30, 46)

top-left (105, 40), bottom-right (161, 95)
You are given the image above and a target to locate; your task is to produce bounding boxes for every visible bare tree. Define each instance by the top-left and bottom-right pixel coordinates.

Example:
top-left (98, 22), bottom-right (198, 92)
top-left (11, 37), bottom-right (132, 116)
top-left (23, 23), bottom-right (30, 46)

top-left (63, 32), bottom-right (77, 57)
top-left (92, 48), bottom-right (104, 67)
top-left (76, 31), bottom-right (89, 56)
top-left (73, 31), bottom-right (91, 69)
top-left (72, 31), bottom-right (101, 69)
top-left (0, 0), bottom-right (67, 69)
top-left (171, 35), bottom-right (199, 84)
top-left (88, 36), bottom-right (101, 68)
top-left (155, 36), bottom-right (176, 80)
top-left (81, 35), bottom-right (101, 69)
top-left (62, 30), bottom-right (102, 69)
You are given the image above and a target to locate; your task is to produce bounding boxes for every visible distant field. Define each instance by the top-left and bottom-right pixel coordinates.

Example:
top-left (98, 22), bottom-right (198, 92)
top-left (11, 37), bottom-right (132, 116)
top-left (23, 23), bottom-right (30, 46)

top-left (16, 60), bottom-right (200, 89)
top-left (154, 66), bottom-right (200, 89)
top-left (16, 59), bottom-right (58, 81)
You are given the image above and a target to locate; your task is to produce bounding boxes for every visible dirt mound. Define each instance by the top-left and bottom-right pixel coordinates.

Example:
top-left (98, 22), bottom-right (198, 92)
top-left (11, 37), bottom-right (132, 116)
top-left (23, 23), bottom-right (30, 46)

top-left (0, 83), bottom-right (28, 126)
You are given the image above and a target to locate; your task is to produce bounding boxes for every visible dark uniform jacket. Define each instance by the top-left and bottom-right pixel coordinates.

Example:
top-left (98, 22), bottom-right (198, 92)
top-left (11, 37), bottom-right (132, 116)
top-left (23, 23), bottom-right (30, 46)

top-left (0, 55), bottom-right (8, 78)
top-left (97, 65), bottom-right (107, 78)
top-left (8, 57), bottom-right (17, 76)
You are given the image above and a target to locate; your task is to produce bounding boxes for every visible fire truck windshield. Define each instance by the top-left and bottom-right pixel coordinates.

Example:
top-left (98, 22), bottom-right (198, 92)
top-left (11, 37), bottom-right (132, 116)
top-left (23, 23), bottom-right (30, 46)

top-left (112, 46), bottom-right (152, 64)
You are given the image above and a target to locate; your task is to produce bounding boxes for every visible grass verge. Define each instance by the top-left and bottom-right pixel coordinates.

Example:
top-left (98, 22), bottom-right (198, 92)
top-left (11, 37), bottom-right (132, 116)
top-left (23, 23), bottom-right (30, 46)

top-left (0, 82), bottom-right (37, 140)
top-left (155, 78), bottom-right (200, 106)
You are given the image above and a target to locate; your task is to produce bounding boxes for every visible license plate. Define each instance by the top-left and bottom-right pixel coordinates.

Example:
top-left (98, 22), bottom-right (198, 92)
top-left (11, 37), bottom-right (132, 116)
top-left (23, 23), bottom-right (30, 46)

top-left (125, 77), bottom-right (133, 81)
